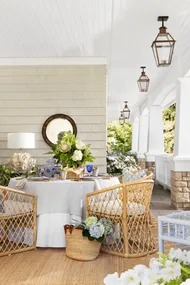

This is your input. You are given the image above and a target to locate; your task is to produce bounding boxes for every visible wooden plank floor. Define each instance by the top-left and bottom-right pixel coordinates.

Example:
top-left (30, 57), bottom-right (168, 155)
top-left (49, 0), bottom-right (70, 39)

top-left (0, 186), bottom-right (175, 285)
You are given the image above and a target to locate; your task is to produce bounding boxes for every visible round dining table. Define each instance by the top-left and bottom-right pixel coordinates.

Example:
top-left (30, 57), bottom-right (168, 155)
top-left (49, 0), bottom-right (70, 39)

top-left (8, 177), bottom-right (120, 247)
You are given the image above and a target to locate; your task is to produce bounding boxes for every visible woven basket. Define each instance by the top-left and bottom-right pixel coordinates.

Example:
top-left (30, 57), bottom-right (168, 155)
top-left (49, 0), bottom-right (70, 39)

top-left (66, 168), bottom-right (84, 180)
top-left (64, 225), bottom-right (101, 261)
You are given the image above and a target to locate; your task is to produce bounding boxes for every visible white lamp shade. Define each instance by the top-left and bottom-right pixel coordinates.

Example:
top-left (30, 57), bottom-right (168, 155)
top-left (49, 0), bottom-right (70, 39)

top-left (7, 133), bottom-right (35, 149)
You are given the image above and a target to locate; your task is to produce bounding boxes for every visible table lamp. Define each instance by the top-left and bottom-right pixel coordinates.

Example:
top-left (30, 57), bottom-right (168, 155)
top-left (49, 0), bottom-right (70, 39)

top-left (7, 133), bottom-right (35, 150)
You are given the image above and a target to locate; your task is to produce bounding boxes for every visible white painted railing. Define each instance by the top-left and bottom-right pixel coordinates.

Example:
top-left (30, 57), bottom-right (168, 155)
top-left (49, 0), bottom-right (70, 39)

top-left (155, 155), bottom-right (173, 190)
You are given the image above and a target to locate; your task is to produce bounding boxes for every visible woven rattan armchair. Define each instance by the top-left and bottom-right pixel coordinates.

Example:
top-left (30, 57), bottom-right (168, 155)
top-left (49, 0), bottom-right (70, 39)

top-left (86, 180), bottom-right (157, 258)
top-left (0, 185), bottom-right (37, 257)
top-left (117, 170), bottom-right (153, 183)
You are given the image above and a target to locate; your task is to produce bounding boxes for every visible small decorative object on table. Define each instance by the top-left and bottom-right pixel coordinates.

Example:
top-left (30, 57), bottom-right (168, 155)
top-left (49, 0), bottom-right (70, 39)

top-left (51, 131), bottom-right (95, 179)
top-left (104, 248), bottom-right (190, 285)
top-left (86, 164), bottom-right (93, 176)
top-left (92, 165), bottom-right (99, 177)
top-left (64, 216), bottom-right (113, 261)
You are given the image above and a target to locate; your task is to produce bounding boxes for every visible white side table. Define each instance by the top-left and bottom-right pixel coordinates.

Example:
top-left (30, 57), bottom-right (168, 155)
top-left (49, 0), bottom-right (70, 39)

top-left (158, 211), bottom-right (190, 253)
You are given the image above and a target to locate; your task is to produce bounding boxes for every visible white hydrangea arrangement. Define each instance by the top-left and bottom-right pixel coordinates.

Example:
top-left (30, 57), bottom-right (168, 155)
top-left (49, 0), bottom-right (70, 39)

top-left (104, 248), bottom-right (190, 285)
top-left (75, 216), bottom-right (113, 243)
top-left (51, 131), bottom-right (95, 169)
top-left (6, 152), bottom-right (36, 174)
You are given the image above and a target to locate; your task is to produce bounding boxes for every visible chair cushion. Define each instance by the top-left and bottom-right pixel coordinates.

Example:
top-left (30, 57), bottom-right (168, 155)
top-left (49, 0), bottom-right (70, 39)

top-left (3, 200), bottom-right (33, 216)
top-left (90, 200), bottom-right (145, 216)
top-left (122, 169), bottom-right (147, 183)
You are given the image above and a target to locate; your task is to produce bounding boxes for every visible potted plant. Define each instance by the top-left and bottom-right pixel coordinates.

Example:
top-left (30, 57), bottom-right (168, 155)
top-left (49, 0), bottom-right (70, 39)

top-left (64, 216), bottom-right (113, 261)
top-left (51, 132), bottom-right (95, 179)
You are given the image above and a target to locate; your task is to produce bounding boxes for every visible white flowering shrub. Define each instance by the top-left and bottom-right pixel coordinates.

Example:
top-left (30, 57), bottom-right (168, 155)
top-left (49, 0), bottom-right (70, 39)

top-left (104, 248), bottom-right (190, 285)
top-left (7, 152), bottom-right (36, 174)
top-left (107, 152), bottom-right (140, 175)
top-left (75, 216), bottom-right (113, 243)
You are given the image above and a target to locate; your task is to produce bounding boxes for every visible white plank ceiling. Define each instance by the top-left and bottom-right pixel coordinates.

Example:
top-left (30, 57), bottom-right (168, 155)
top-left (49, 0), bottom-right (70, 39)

top-left (0, 0), bottom-right (190, 120)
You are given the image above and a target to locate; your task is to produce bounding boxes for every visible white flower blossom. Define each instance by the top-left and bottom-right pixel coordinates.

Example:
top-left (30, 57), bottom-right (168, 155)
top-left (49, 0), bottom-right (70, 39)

top-left (160, 260), bottom-right (181, 281)
top-left (89, 222), bottom-right (105, 239)
top-left (72, 150), bottom-right (83, 161)
top-left (149, 258), bottom-right (163, 274)
top-left (76, 139), bottom-right (86, 150)
top-left (104, 272), bottom-right (120, 285)
top-left (85, 216), bottom-right (97, 229)
top-left (181, 279), bottom-right (190, 285)
top-left (58, 142), bottom-right (71, 153)
top-left (120, 269), bottom-right (141, 285)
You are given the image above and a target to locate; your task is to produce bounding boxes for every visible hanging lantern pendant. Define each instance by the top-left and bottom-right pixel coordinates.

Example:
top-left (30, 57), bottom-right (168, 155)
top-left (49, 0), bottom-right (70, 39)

top-left (119, 111), bottom-right (125, 125)
top-left (151, 16), bottom-right (176, 67)
top-left (137, 66), bottom-right (150, 92)
top-left (123, 101), bottom-right (130, 119)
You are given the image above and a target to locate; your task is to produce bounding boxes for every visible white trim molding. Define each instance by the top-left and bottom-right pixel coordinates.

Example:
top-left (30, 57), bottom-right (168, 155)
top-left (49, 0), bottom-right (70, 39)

top-left (0, 57), bottom-right (107, 66)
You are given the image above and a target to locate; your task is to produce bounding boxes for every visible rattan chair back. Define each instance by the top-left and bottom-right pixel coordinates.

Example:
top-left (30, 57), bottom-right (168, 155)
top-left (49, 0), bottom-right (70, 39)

top-left (86, 180), bottom-right (156, 258)
top-left (0, 185), bottom-right (37, 257)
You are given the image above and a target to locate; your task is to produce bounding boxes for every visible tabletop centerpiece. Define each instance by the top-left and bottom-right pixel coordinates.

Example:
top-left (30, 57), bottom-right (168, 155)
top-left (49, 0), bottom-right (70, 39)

top-left (64, 216), bottom-right (113, 261)
top-left (51, 131), bottom-right (95, 179)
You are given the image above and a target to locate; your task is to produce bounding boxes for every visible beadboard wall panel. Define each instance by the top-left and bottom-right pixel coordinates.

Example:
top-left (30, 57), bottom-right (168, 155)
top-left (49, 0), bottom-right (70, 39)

top-left (0, 65), bottom-right (107, 173)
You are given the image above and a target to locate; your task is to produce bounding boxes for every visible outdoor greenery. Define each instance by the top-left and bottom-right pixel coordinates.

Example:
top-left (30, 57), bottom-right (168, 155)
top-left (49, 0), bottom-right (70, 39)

top-left (106, 104), bottom-right (176, 174)
top-left (163, 104), bottom-right (176, 154)
top-left (107, 121), bottom-right (138, 174)
top-left (107, 121), bottom-right (132, 154)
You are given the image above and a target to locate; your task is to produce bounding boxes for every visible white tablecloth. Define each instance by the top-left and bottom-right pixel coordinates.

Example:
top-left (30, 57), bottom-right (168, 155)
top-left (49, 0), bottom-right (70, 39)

top-left (8, 177), bottom-right (120, 247)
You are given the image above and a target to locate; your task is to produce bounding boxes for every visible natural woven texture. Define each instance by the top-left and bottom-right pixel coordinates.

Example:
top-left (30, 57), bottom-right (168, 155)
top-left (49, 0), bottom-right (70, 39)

top-left (64, 226), bottom-right (101, 261)
top-left (86, 180), bottom-right (157, 258)
top-left (117, 172), bottom-right (155, 227)
top-left (0, 185), bottom-right (37, 257)
top-left (66, 168), bottom-right (85, 179)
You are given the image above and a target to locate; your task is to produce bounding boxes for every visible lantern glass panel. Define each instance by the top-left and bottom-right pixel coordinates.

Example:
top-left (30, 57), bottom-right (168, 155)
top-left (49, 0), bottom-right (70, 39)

top-left (123, 109), bottom-right (130, 119)
top-left (137, 75), bottom-right (150, 92)
top-left (152, 33), bottom-right (175, 66)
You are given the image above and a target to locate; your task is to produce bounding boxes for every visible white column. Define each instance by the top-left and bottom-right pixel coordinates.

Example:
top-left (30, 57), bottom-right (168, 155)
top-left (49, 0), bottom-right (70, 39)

top-left (137, 114), bottom-right (149, 158)
top-left (173, 77), bottom-right (190, 171)
top-left (131, 117), bottom-right (139, 153)
top-left (146, 105), bottom-right (166, 162)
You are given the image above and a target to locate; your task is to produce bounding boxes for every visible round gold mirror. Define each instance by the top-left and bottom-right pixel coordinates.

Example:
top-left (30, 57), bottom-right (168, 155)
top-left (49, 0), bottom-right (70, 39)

top-left (42, 114), bottom-right (77, 147)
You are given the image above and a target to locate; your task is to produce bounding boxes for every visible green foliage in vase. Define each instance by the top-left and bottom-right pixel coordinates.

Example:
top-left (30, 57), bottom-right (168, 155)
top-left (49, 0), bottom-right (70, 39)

top-left (0, 165), bottom-right (20, 186)
top-left (51, 131), bottom-right (95, 168)
top-left (163, 103), bottom-right (176, 154)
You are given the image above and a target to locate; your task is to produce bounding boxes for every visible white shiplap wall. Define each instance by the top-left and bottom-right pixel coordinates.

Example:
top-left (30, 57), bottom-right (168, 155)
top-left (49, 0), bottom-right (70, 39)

top-left (0, 65), bottom-right (107, 173)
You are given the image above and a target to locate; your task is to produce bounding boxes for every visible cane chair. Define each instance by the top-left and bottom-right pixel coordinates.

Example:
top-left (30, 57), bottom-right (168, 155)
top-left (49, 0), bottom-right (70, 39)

top-left (117, 171), bottom-right (156, 227)
top-left (86, 180), bottom-right (157, 258)
top-left (117, 170), bottom-right (153, 184)
top-left (0, 185), bottom-right (37, 257)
